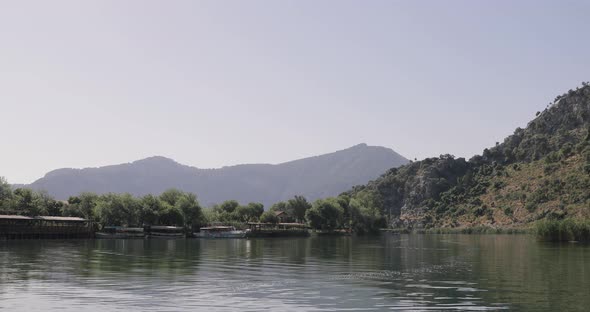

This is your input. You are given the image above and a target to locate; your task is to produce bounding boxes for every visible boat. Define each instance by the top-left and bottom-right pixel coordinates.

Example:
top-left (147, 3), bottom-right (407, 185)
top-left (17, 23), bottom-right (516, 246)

top-left (316, 229), bottom-right (352, 236)
top-left (194, 226), bottom-right (247, 238)
top-left (245, 222), bottom-right (310, 238)
top-left (96, 226), bottom-right (145, 239)
top-left (146, 225), bottom-right (185, 238)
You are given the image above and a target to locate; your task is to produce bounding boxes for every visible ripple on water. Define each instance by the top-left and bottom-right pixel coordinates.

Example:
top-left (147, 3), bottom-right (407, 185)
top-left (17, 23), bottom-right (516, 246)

top-left (3, 235), bottom-right (589, 311)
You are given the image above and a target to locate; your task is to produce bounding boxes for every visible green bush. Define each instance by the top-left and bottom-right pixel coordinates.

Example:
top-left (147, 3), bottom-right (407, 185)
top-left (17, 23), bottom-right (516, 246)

top-left (544, 163), bottom-right (558, 175)
top-left (472, 205), bottom-right (487, 217)
top-left (492, 181), bottom-right (505, 190)
top-left (525, 201), bottom-right (537, 212)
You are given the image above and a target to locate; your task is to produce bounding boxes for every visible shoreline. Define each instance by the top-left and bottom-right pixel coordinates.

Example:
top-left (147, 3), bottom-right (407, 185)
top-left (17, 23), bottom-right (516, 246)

top-left (381, 226), bottom-right (531, 235)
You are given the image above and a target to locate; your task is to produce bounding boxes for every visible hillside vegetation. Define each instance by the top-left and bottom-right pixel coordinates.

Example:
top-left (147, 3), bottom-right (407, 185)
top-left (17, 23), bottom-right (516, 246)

top-left (347, 83), bottom-right (590, 230)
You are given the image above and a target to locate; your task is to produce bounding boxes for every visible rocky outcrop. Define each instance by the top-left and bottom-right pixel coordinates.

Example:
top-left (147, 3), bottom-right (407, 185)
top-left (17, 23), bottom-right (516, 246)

top-left (350, 83), bottom-right (590, 228)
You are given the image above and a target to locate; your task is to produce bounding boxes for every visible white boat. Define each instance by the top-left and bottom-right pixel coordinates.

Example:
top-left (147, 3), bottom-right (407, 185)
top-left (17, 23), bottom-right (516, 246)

top-left (194, 226), bottom-right (247, 238)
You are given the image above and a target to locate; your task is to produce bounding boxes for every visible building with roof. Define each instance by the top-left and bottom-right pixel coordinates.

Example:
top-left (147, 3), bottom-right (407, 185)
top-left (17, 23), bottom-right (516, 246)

top-left (0, 215), bottom-right (94, 239)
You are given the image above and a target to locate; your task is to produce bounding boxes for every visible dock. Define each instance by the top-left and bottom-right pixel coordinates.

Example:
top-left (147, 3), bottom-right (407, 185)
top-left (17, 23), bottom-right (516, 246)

top-left (0, 215), bottom-right (94, 239)
top-left (246, 222), bottom-right (310, 238)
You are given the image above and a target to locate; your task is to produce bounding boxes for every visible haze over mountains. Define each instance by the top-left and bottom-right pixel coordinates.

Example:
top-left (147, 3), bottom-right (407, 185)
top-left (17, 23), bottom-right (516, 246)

top-left (24, 144), bottom-right (408, 207)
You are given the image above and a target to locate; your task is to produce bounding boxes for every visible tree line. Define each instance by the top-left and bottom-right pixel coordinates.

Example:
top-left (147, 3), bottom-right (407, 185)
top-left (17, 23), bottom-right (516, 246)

top-left (0, 177), bottom-right (385, 233)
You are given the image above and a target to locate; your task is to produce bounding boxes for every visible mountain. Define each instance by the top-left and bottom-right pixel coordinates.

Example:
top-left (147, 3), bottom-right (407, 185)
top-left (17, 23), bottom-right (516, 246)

top-left (25, 144), bottom-right (408, 207)
top-left (347, 82), bottom-right (590, 229)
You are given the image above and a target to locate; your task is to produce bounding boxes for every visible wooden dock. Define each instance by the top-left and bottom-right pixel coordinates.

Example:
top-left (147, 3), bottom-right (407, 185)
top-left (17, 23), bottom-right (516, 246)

top-left (246, 222), bottom-right (310, 238)
top-left (0, 215), bottom-right (94, 239)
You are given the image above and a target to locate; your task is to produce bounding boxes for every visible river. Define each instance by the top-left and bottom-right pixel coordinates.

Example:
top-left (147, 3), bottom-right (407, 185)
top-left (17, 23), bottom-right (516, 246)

top-left (0, 234), bottom-right (588, 311)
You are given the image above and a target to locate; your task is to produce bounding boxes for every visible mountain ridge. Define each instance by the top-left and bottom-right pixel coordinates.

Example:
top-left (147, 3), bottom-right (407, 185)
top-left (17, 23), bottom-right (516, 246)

top-left (25, 143), bottom-right (409, 207)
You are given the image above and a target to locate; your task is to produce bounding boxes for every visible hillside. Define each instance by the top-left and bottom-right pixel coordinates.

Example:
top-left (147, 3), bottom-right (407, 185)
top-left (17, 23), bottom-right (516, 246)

top-left (25, 144), bottom-right (408, 207)
top-left (348, 83), bottom-right (590, 229)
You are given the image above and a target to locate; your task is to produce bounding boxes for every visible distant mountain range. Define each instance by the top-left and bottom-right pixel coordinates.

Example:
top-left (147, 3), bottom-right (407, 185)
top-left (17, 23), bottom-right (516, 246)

top-left (23, 144), bottom-right (408, 207)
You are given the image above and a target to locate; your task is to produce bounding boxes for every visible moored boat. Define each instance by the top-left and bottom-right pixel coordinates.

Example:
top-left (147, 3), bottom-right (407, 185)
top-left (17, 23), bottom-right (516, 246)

top-left (96, 226), bottom-right (145, 239)
top-left (194, 226), bottom-right (247, 238)
top-left (146, 225), bottom-right (185, 238)
top-left (245, 222), bottom-right (310, 238)
top-left (315, 229), bottom-right (352, 236)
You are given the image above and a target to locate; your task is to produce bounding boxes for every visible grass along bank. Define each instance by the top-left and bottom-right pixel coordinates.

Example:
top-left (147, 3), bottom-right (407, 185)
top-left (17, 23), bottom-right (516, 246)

top-left (382, 226), bottom-right (530, 235)
top-left (384, 220), bottom-right (590, 241)
top-left (534, 219), bottom-right (590, 242)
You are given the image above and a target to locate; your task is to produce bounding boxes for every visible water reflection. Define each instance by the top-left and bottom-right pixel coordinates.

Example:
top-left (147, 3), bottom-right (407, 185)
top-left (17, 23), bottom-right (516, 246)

top-left (0, 235), bottom-right (588, 311)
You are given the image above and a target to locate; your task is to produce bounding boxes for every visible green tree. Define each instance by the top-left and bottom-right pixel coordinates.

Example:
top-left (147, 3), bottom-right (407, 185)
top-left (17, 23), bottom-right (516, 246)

top-left (159, 206), bottom-right (184, 226)
top-left (78, 192), bottom-right (99, 220)
top-left (0, 177), bottom-right (12, 211)
top-left (348, 197), bottom-right (384, 234)
top-left (260, 210), bottom-right (278, 224)
top-left (139, 194), bottom-right (165, 225)
top-left (287, 195), bottom-right (311, 223)
top-left (269, 201), bottom-right (288, 213)
top-left (176, 192), bottom-right (203, 229)
top-left (94, 193), bottom-right (140, 226)
top-left (270, 201), bottom-right (294, 221)
top-left (35, 191), bottom-right (63, 216)
top-left (62, 196), bottom-right (84, 218)
top-left (64, 193), bottom-right (99, 220)
top-left (336, 195), bottom-right (351, 228)
top-left (202, 207), bottom-right (219, 223)
top-left (219, 200), bottom-right (239, 214)
top-left (11, 188), bottom-right (41, 216)
top-left (235, 202), bottom-right (264, 222)
top-left (159, 189), bottom-right (185, 206)
top-left (212, 200), bottom-right (241, 222)
top-left (305, 198), bottom-right (344, 231)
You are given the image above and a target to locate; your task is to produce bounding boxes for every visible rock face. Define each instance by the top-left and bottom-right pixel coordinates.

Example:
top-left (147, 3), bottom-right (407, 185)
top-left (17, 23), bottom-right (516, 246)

top-left (25, 144), bottom-right (409, 207)
top-left (348, 83), bottom-right (590, 228)
top-left (351, 155), bottom-right (470, 227)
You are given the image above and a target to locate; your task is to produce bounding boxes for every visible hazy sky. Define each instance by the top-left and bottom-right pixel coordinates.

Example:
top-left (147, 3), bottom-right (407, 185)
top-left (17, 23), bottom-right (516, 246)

top-left (1, 0), bottom-right (589, 184)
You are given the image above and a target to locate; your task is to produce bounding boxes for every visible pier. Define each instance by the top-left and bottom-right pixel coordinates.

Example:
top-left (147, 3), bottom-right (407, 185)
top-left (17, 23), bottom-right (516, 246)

top-left (246, 222), bottom-right (310, 237)
top-left (0, 215), bottom-right (94, 239)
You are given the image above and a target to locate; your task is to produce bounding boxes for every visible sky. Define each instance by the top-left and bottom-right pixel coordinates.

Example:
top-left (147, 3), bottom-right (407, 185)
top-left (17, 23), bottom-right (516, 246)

top-left (1, 0), bottom-right (589, 184)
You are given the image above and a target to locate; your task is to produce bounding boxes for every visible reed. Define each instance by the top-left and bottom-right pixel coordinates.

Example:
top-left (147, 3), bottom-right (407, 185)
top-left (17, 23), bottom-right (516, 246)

top-left (383, 226), bottom-right (529, 235)
top-left (421, 226), bottom-right (528, 234)
top-left (534, 219), bottom-right (590, 242)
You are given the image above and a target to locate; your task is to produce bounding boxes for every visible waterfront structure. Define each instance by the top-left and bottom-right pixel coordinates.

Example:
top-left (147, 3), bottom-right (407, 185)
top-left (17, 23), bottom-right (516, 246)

top-left (96, 226), bottom-right (145, 239)
top-left (145, 225), bottom-right (185, 238)
top-left (0, 215), bottom-right (94, 239)
top-left (246, 222), bottom-right (309, 237)
top-left (194, 226), bottom-right (247, 238)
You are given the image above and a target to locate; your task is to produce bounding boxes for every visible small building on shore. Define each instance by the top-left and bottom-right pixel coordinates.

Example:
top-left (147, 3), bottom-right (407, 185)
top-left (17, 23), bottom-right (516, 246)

top-left (274, 210), bottom-right (295, 223)
top-left (0, 215), bottom-right (94, 239)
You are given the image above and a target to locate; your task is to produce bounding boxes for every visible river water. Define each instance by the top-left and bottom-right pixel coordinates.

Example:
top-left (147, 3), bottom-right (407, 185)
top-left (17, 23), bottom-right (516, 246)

top-left (0, 234), bottom-right (588, 311)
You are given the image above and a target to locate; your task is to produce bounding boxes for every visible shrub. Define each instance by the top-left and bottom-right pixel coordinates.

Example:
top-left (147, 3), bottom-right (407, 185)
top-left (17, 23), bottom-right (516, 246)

top-left (492, 181), bottom-right (505, 190)
top-left (544, 163), bottom-right (558, 175)
top-left (259, 211), bottom-right (278, 224)
top-left (472, 205), bottom-right (487, 217)
top-left (525, 201), bottom-right (537, 212)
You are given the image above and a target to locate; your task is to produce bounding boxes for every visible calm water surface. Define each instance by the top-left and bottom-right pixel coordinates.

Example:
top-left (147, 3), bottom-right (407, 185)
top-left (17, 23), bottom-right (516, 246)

top-left (0, 234), bottom-right (588, 311)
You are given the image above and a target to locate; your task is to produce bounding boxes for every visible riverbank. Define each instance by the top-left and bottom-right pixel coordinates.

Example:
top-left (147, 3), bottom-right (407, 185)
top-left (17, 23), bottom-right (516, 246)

top-left (382, 219), bottom-right (590, 242)
top-left (382, 226), bottom-right (530, 235)
top-left (534, 219), bottom-right (590, 242)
